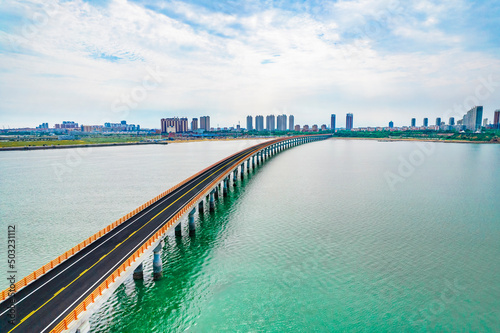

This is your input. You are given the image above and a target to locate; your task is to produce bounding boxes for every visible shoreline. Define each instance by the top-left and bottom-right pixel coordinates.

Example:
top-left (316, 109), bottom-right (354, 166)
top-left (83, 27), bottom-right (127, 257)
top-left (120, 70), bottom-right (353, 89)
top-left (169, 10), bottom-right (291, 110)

top-left (330, 137), bottom-right (499, 144)
top-left (0, 137), bottom-right (272, 151)
top-left (0, 141), bottom-right (169, 151)
top-left (1, 135), bottom-right (497, 151)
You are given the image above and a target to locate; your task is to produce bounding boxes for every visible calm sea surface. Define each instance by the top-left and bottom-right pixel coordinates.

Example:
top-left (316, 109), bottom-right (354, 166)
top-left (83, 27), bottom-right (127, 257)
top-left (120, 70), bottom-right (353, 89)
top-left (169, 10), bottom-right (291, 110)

top-left (0, 139), bottom-right (499, 332)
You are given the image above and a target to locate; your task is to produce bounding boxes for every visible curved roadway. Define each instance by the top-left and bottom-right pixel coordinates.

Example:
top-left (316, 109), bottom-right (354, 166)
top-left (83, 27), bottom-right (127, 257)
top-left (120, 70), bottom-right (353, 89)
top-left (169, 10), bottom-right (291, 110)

top-left (0, 138), bottom-right (286, 333)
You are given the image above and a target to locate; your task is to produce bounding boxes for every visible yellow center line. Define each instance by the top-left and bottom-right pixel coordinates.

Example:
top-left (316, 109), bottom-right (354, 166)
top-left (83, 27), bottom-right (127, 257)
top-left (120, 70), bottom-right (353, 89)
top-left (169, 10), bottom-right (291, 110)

top-left (8, 142), bottom-right (275, 332)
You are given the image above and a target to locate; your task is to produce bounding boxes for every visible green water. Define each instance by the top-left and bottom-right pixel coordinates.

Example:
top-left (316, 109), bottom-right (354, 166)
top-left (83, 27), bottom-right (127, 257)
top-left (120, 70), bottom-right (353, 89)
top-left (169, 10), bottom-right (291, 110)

top-left (1, 139), bottom-right (499, 331)
top-left (90, 139), bottom-right (499, 332)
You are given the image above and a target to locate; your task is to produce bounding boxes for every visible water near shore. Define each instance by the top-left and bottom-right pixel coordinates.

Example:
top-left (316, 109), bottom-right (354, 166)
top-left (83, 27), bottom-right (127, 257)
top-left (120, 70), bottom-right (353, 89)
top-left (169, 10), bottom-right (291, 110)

top-left (1, 139), bottom-right (499, 331)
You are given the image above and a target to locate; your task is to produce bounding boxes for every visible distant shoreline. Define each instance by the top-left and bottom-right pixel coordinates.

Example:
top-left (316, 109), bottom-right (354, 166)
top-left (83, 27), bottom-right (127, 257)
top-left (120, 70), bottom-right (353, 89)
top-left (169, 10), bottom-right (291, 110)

top-left (2, 135), bottom-right (497, 151)
top-left (330, 137), bottom-right (499, 144)
top-left (0, 141), bottom-right (169, 151)
top-left (0, 137), bottom-right (272, 151)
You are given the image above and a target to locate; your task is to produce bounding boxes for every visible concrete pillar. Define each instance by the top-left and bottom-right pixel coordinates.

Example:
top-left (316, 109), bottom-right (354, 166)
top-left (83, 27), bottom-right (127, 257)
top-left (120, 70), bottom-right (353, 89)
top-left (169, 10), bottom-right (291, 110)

top-left (133, 263), bottom-right (144, 280)
top-left (223, 177), bottom-right (228, 197)
top-left (214, 185), bottom-right (219, 200)
top-left (252, 156), bottom-right (255, 168)
top-left (188, 208), bottom-right (196, 236)
top-left (233, 169), bottom-right (238, 186)
top-left (247, 159), bottom-right (251, 173)
top-left (198, 200), bottom-right (204, 214)
top-left (153, 242), bottom-right (163, 280)
top-left (210, 189), bottom-right (216, 211)
top-left (240, 163), bottom-right (245, 179)
top-left (175, 222), bottom-right (182, 237)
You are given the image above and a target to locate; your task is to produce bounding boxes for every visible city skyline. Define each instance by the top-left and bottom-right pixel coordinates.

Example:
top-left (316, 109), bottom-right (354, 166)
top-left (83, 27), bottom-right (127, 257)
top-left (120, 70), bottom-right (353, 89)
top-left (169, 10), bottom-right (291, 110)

top-left (1, 1), bottom-right (500, 128)
top-left (10, 105), bottom-right (500, 132)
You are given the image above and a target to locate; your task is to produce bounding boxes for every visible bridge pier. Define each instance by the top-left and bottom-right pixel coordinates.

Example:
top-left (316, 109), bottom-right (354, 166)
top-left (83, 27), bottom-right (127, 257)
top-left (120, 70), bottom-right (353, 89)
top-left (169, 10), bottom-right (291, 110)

top-left (133, 263), bottom-right (144, 280)
top-left (223, 178), bottom-right (228, 197)
top-left (233, 169), bottom-right (238, 186)
top-left (188, 208), bottom-right (196, 236)
top-left (240, 163), bottom-right (245, 179)
top-left (210, 189), bottom-right (216, 211)
top-left (153, 242), bottom-right (163, 280)
top-left (198, 200), bottom-right (204, 214)
top-left (175, 222), bottom-right (182, 237)
top-left (214, 185), bottom-right (219, 200)
top-left (247, 159), bottom-right (251, 173)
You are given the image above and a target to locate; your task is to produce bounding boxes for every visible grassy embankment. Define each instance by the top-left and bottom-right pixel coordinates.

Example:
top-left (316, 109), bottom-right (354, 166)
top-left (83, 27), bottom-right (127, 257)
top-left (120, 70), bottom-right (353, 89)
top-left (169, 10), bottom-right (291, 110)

top-left (331, 130), bottom-right (500, 143)
top-left (0, 136), bottom-right (156, 148)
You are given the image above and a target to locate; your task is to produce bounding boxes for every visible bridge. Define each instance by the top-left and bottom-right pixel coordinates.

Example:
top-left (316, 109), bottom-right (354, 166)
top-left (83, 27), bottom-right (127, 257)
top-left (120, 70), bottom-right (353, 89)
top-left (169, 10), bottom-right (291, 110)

top-left (0, 135), bottom-right (330, 333)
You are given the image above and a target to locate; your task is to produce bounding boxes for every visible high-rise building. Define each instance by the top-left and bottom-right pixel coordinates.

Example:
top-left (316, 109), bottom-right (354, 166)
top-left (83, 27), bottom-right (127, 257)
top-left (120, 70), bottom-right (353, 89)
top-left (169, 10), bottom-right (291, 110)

top-left (179, 118), bottom-right (188, 132)
top-left (494, 110), bottom-right (500, 129)
top-left (346, 113), bottom-right (353, 130)
top-left (161, 118), bottom-right (175, 133)
top-left (462, 106), bottom-right (483, 131)
top-left (289, 115), bottom-right (294, 131)
top-left (411, 118), bottom-right (416, 127)
top-left (294, 124), bottom-right (300, 132)
top-left (320, 124), bottom-right (327, 131)
top-left (483, 118), bottom-right (489, 127)
top-left (331, 114), bottom-right (336, 132)
top-left (449, 117), bottom-right (455, 126)
top-left (266, 115), bottom-right (275, 131)
top-left (191, 118), bottom-right (198, 131)
top-left (389, 121), bottom-right (394, 128)
top-left (255, 115), bottom-right (264, 131)
top-left (302, 125), bottom-right (309, 131)
top-left (277, 114), bottom-right (287, 131)
top-left (200, 116), bottom-right (210, 131)
top-left (246, 115), bottom-right (253, 130)
top-left (161, 117), bottom-right (188, 133)
top-left (423, 118), bottom-right (428, 127)
top-left (436, 117), bottom-right (442, 127)
top-left (312, 124), bottom-right (319, 132)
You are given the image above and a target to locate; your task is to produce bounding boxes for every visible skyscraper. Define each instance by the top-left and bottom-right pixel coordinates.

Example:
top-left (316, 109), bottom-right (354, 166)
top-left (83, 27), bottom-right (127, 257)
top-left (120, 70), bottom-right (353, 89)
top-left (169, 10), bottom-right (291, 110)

top-left (179, 118), bottom-right (188, 132)
top-left (411, 118), bottom-right (416, 127)
top-left (346, 113), bottom-right (353, 131)
top-left (436, 117), bottom-right (442, 127)
top-left (255, 115), bottom-right (264, 131)
top-left (289, 115), bottom-right (294, 131)
top-left (161, 117), bottom-right (188, 133)
top-left (331, 114), bottom-right (336, 132)
top-left (449, 117), bottom-right (455, 126)
top-left (462, 106), bottom-right (483, 131)
top-left (277, 114), bottom-right (287, 131)
top-left (423, 118), bottom-right (428, 127)
top-left (200, 116), bottom-right (210, 131)
top-left (191, 118), bottom-right (198, 131)
top-left (389, 121), bottom-right (394, 128)
top-left (266, 115), bottom-right (275, 131)
top-left (494, 110), bottom-right (500, 130)
top-left (246, 115), bottom-right (253, 130)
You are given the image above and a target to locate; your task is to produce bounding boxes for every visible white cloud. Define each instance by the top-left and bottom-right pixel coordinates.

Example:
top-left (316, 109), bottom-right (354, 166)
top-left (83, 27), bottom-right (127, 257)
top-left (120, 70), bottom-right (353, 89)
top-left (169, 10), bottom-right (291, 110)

top-left (0, 0), bottom-right (499, 128)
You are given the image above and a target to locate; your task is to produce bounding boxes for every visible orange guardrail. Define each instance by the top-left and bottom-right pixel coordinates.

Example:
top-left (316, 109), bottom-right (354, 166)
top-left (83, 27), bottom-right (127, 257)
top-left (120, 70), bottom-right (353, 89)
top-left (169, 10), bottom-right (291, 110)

top-left (0, 137), bottom-right (290, 302)
top-left (49, 137), bottom-right (292, 333)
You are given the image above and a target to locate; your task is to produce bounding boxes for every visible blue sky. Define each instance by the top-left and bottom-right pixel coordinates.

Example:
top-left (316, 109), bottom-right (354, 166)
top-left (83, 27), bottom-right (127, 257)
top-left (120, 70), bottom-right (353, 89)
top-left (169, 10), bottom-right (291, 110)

top-left (0, 0), bottom-right (499, 129)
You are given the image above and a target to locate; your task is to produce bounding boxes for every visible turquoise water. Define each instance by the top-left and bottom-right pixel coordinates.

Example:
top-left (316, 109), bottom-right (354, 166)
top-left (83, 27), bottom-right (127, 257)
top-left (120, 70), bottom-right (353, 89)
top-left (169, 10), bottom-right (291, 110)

top-left (1, 139), bottom-right (499, 331)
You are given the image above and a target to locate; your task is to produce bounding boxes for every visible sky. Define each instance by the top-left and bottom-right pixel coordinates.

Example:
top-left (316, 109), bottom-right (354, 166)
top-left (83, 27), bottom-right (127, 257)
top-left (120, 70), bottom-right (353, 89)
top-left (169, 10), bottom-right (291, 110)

top-left (0, 0), bottom-right (499, 129)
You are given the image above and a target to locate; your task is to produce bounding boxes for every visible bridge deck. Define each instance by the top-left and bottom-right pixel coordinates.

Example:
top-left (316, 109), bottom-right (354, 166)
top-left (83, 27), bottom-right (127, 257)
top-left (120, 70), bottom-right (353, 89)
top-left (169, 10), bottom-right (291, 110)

top-left (0, 139), bottom-right (279, 333)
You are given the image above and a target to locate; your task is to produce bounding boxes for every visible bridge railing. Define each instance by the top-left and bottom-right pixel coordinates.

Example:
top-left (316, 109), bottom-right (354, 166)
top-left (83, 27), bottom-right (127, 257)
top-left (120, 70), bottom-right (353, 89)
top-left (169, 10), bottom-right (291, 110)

top-left (0, 137), bottom-right (288, 302)
top-left (50, 137), bottom-right (291, 333)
